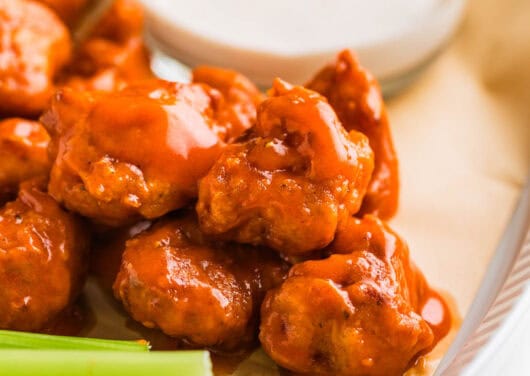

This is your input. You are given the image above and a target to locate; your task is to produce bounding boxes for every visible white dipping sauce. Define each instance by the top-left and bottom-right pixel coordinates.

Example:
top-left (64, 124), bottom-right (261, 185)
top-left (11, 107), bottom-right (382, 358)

top-left (141, 0), bottom-right (466, 88)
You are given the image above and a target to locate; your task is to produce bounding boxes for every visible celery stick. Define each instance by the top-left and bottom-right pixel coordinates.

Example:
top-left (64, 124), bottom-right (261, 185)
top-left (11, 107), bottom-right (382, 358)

top-left (0, 350), bottom-right (212, 376)
top-left (0, 330), bottom-right (149, 351)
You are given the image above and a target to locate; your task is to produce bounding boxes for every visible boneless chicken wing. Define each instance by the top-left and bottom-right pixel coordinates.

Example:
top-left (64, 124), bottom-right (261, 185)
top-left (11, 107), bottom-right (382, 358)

top-left (60, 0), bottom-right (153, 91)
top-left (113, 213), bottom-right (287, 350)
top-left (42, 80), bottom-right (225, 226)
top-left (0, 119), bottom-right (50, 203)
top-left (260, 215), bottom-right (450, 375)
top-left (307, 50), bottom-right (399, 219)
top-left (192, 66), bottom-right (263, 141)
top-left (0, 0), bottom-right (71, 117)
top-left (0, 181), bottom-right (88, 331)
top-left (196, 79), bottom-right (374, 255)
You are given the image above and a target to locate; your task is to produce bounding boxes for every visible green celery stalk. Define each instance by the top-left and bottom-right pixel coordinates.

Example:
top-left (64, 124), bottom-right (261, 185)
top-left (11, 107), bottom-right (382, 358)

top-left (0, 350), bottom-right (212, 376)
top-left (0, 330), bottom-right (149, 351)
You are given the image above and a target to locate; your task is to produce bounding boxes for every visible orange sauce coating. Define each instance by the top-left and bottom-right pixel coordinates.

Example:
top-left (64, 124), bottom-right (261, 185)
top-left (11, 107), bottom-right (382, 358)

top-left (260, 215), bottom-right (450, 375)
top-left (307, 50), bottom-right (399, 219)
top-left (42, 80), bottom-right (224, 226)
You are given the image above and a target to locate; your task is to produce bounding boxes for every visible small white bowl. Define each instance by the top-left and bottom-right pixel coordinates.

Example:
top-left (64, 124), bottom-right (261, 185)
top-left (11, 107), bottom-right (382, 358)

top-left (140, 0), bottom-right (466, 95)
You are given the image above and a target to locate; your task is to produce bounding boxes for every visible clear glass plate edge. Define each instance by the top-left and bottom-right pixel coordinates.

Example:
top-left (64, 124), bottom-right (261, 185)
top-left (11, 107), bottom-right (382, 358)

top-left (436, 174), bottom-right (530, 375)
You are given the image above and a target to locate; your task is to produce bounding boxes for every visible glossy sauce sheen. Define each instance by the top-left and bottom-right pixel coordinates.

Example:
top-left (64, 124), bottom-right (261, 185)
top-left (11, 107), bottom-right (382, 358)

top-left (113, 213), bottom-right (288, 350)
top-left (42, 81), bottom-right (224, 226)
top-left (0, 181), bottom-right (88, 331)
top-left (88, 83), bottom-right (221, 183)
top-left (330, 216), bottom-right (452, 345)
